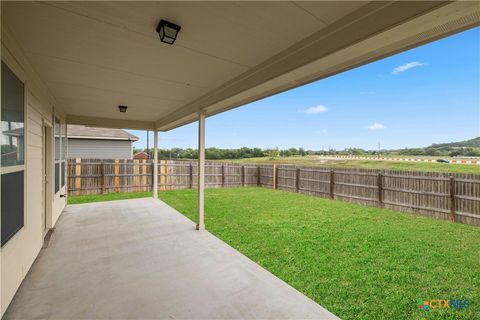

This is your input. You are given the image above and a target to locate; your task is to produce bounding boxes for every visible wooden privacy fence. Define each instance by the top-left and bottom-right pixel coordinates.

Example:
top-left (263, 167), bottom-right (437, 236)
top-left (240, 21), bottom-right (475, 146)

top-left (68, 159), bottom-right (480, 226)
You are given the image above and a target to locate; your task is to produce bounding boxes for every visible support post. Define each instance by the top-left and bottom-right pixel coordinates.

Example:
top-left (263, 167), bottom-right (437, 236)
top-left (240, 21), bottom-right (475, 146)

top-left (189, 162), bottom-right (193, 189)
top-left (197, 110), bottom-right (206, 230)
top-left (221, 164), bottom-right (225, 188)
top-left (329, 170), bottom-right (334, 199)
top-left (378, 172), bottom-right (383, 207)
top-left (114, 159), bottom-right (119, 193)
top-left (450, 175), bottom-right (456, 222)
top-left (134, 160), bottom-right (139, 192)
top-left (151, 162), bottom-right (154, 191)
top-left (242, 165), bottom-right (245, 187)
top-left (153, 129), bottom-right (158, 198)
top-left (100, 160), bottom-right (105, 194)
top-left (296, 168), bottom-right (300, 192)
top-left (142, 160), bottom-right (147, 191)
top-left (160, 160), bottom-right (166, 191)
top-left (272, 164), bottom-right (277, 189)
top-left (257, 166), bottom-right (261, 186)
top-left (75, 158), bottom-right (81, 196)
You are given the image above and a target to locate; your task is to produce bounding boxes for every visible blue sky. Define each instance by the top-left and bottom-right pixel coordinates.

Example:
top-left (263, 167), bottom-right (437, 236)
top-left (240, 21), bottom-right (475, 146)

top-left (130, 27), bottom-right (480, 151)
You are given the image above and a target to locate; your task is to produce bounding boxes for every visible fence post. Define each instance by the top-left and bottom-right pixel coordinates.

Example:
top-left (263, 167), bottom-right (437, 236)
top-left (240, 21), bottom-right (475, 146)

top-left (329, 170), bottom-right (334, 199)
top-left (75, 158), bottom-right (81, 196)
top-left (257, 166), bottom-right (261, 186)
top-left (272, 164), bottom-right (277, 189)
top-left (141, 160), bottom-right (146, 191)
top-left (242, 165), bottom-right (245, 187)
top-left (378, 172), bottom-right (383, 207)
top-left (151, 161), bottom-right (155, 192)
top-left (114, 159), bottom-right (119, 193)
top-left (100, 160), bottom-right (105, 194)
top-left (160, 160), bottom-right (166, 191)
top-left (221, 164), bottom-right (225, 188)
top-left (296, 168), bottom-right (300, 192)
top-left (450, 175), bottom-right (456, 222)
top-left (134, 159), bottom-right (139, 192)
top-left (189, 162), bottom-right (193, 189)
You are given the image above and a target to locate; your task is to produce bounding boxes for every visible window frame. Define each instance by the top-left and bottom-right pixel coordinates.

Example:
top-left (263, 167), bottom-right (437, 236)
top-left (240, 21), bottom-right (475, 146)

top-left (53, 115), bottom-right (67, 193)
top-left (61, 121), bottom-right (67, 188)
top-left (54, 115), bottom-right (61, 193)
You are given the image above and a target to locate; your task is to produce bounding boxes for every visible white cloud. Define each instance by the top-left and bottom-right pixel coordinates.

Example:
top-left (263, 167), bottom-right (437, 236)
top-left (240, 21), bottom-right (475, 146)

top-left (304, 105), bottom-right (328, 114)
top-left (368, 122), bottom-right (386, 130)
top-left (392, 61), bottom-right (425, 74)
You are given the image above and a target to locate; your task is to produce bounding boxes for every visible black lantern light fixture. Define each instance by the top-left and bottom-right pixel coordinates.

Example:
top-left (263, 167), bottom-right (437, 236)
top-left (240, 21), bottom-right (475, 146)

top-left (118, 105), bottom-right (128, 113)
top-left (156, 19), bottom-right (181, 45)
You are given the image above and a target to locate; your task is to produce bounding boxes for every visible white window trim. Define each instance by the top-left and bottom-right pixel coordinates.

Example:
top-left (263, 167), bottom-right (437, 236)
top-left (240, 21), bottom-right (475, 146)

top-left (1, 165), bottom-right (25, 175)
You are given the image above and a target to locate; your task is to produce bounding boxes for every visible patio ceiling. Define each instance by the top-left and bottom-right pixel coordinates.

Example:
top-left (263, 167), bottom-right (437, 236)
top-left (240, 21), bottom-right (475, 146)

top-left (2, 1), bottom-right (479, 130)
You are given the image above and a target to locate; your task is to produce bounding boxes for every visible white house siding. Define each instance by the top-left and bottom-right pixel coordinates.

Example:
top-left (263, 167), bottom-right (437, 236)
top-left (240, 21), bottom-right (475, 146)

top-left (1, 29), bottom-right (67, 316)
top-left (68, 139), bottom-right (133, 159)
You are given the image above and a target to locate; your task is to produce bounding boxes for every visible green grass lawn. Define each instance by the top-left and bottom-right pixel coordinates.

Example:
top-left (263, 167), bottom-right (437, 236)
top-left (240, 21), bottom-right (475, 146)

top-left (67, 191), bottom-right (152, 204)
top-left (229, 156), bottom-right (480, 174)
top-left (158, 187), bottom-right (480, 320)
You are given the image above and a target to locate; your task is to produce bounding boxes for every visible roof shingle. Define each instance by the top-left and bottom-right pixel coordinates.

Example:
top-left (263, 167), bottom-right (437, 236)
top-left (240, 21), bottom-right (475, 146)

top-left (67, 125), bottom-right (139, 141)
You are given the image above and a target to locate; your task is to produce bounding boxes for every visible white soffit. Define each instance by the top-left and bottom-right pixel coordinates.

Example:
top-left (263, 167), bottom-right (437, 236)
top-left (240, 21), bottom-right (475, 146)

top-left (2, 1), bottom-right (365, 128)
top-left (2, 1), bottom-right (479, 130)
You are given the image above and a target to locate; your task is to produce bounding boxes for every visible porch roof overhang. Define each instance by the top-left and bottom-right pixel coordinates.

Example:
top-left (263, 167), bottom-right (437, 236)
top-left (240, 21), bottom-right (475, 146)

top-left (2, 1), bottom-right (479, 131)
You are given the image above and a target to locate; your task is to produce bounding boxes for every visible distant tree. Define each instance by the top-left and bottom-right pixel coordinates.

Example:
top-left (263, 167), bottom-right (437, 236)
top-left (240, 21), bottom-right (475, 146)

top-left (345, 147), bottom-right (366, 155)
top-left (253, 148), bottom-right (264, 157)
top-left (265, 147), bottom-right (280, 160)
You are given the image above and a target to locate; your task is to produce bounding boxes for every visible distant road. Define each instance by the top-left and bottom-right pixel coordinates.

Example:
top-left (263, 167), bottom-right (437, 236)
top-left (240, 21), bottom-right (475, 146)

top-left (316, 155), bottom-right (480, 165)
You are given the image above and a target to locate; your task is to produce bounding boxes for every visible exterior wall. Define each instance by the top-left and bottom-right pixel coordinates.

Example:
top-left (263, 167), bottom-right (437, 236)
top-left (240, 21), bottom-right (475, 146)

top-left (1, 26), bottom-right (67, 316)
top-left (68, 139), bottom-right (133, 159)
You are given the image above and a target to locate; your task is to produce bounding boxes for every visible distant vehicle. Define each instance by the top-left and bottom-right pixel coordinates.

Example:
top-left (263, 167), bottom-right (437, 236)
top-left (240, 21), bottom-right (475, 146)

top-left (436, 159), bottom-right (450, 163)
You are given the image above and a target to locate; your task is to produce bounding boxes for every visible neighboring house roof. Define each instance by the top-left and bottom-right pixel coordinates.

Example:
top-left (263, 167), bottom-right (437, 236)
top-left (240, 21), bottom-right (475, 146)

top-left (133, 152), bottom-right (150, 160)
top-left (67, 125), bottom-right (139, 141)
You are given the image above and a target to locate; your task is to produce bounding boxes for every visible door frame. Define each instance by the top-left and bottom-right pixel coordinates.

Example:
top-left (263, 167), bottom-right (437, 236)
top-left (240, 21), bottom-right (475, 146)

top-left (43, 118), bottom-right (53, 236)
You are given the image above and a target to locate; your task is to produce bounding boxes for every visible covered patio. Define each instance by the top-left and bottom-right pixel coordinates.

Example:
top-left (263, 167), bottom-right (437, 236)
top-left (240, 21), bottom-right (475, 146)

top-left (3, 198), bottom-right (337, 319)
top-left (1, 1), bottom-right (479, 317)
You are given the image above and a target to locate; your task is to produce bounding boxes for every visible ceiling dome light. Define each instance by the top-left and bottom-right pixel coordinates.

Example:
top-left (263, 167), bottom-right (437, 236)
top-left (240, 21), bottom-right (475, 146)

top-left (156, 19), bottom-right (181, 45)
top-left (118, 105), bottom-right (128, 113)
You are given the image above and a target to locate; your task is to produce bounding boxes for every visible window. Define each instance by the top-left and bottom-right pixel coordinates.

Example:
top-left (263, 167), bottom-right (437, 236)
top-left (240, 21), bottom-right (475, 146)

top-left (54, 118), bottom-right (67, 192)
top-left (54, 116), bottom-right (60, 193)
top-left (1, 62), bottom-right (25, 246)
top-left (61, 122), bottom-right (66, 187)
top-left (1, 63), bottom-right (24, 167)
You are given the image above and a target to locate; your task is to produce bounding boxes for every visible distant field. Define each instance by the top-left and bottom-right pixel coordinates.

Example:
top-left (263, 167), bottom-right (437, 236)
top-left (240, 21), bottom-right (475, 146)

top-left (227, 156), bottom-right (480, 174)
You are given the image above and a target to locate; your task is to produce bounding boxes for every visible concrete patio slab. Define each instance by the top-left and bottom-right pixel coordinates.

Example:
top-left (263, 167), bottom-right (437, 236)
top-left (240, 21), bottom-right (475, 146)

top-left (4, 198), bottom-right (338, 320)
